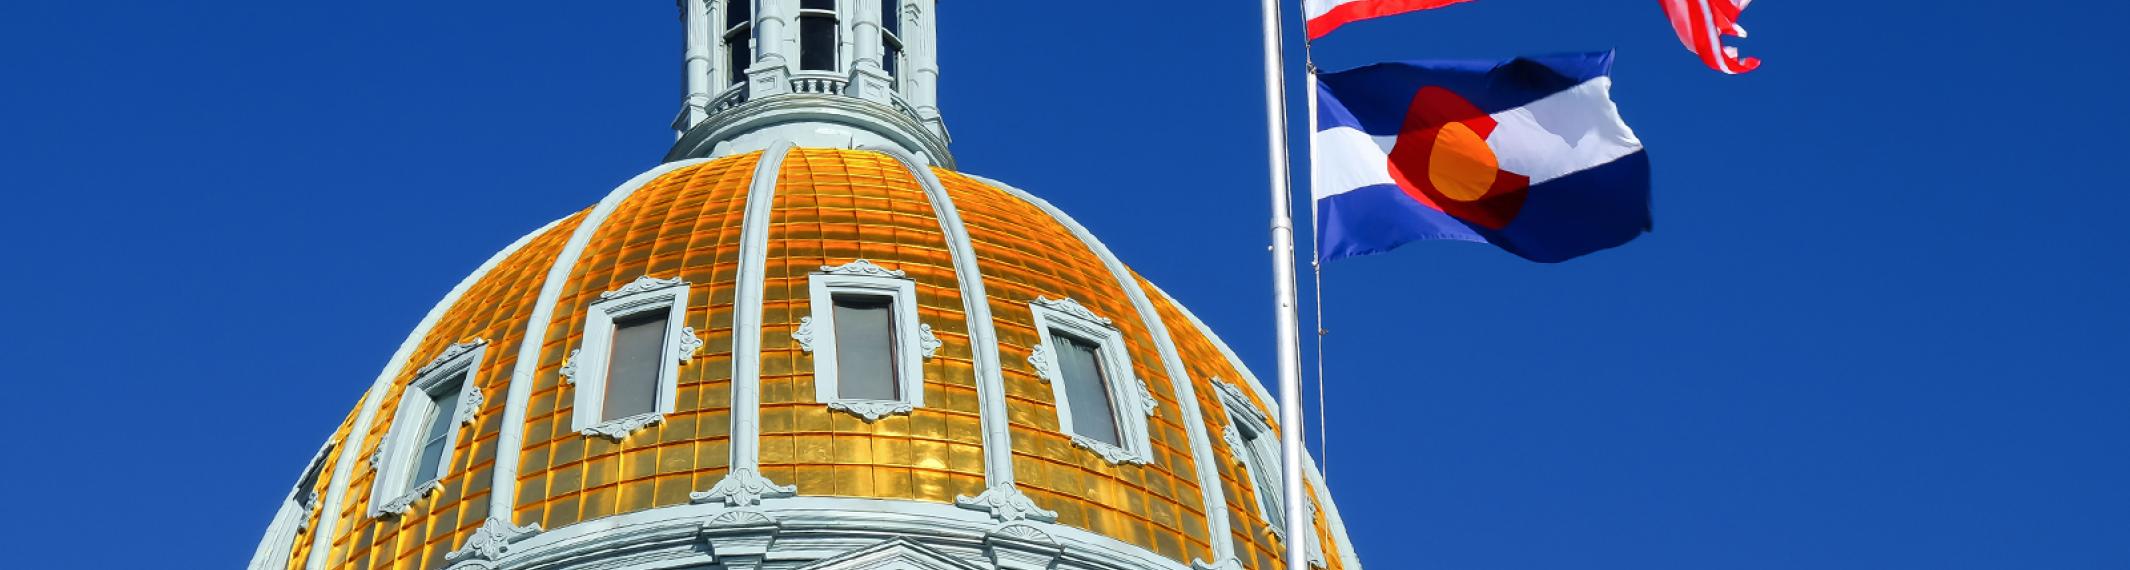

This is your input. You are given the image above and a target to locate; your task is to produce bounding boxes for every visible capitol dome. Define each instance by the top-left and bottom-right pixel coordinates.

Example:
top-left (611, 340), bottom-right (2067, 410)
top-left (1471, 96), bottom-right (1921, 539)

top-left (250, 3), bottom-right (1356, 570)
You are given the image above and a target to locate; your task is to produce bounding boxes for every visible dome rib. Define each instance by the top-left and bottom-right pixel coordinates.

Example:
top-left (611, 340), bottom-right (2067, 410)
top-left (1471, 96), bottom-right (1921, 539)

top-left (967, 174), bottom-right (1242, 568)
top-left (482, 157), bottom-right (719, 533)
top-left (298, 214), bottom-right (573, 570)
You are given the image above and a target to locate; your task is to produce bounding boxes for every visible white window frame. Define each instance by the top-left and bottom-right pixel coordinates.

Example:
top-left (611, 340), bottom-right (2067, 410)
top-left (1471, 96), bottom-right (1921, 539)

top-left (1027, 296), bottom-right (1157, 466)
top-left (1214, 379), bottom-right (1328, 567)
top-left (794, 259), bottom-right (940, 422)
top-left (369, 339), bottom-right (487, 519)
top-left (564, 275), bottom-right (701, 441)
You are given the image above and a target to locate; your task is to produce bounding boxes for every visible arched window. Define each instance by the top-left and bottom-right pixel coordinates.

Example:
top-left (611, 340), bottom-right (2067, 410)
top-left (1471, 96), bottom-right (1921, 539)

top-left (723, 0), bottom-right (752, 86)
top-left (799, 0), bottom-right (839, 72)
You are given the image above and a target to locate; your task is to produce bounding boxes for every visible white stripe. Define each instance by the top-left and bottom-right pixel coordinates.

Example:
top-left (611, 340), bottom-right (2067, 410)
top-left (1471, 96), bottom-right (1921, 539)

top-left (1485, 77), bottom-right (1643, 185)
top-left (1696, 0), bottom-right (1736, 73)
top-left (1311, 77), bottom-right (1641, 202)
top-left (1303, 0), bottom-right (1367, 20)
top-left (1310, 126), bottom-right (1396, 200)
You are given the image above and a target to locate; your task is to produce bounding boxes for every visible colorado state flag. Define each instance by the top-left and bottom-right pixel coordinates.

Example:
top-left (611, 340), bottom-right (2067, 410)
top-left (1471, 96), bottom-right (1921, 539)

top-left (1313, 52), bottom-right (1652, 263)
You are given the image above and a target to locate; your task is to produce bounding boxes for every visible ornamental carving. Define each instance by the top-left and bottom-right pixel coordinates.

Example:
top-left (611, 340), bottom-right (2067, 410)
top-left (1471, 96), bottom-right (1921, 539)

top-left (559, 349), bottom-right (581, 384)
top-left (828, 400), bottom-right (915, 422)
top-left (820, 259), bottom-right (907, 278)
top-left (955, 483), bottom-right (1059, 523)
top-left (444, 517), bottom-right (543, 563)
top-left (1221, 425), bottom-right (1247, 463)
top-left (296, 492), bottom-right (320, 533)
top-left (678, 326), bottom-right (704, 362)
top-left (917, 323), bottom-right (942, 359)
top-left (1034, 296), bottom-right (1111, 326)
top-left (1027, 344), bottom-right (1055, 383)
top-left (1135, 376), bottom-right (1159, 416)
top-left (419, 339), bottom-right (487, 377)
top-left (691, 468), bottom-right (797, 507)
top-left (372, 479), bottom-right (439, 519)
top-left (458, 387), bottom-right (484, 425)
top-left (1213, 378), bottom-right (1270, 425)
top-left (578, 412), bottom-right (663, 441)
top-left (794, 317), bottom-right (817, 352)
top-left (706, 510), bottom-right (775, 526)
top-left (1072, 435), bottom-right (1151, 466)
top-left (600, 275), bottom-right (688, 301)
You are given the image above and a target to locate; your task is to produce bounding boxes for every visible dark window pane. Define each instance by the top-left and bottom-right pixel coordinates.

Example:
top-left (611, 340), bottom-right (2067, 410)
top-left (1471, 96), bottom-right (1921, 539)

top-left (880, 0), bottom-right (900, 35)
top-left (1053, 332), bottom-right (1119, 445)
top-left (412, 381), bottom-right (461, 487)
top-left (726, 0), bottom-right (751, 29)
top-left (800, 16), bottom-right (837, 71)
top-left (604, 312), bottom-right (668, 421)
top-left (726, 34), bottom-right (751, 84)
top-left (801, 0), bottom-right (835, 10)
top-left (1241, 425), bottom-right (1284, 523)
top-left (884, 42), bottom-right (900, 81)
top-left (832, 295), bottom-right (898, 400)
top-left (293, 445), bottom-right (333, 507)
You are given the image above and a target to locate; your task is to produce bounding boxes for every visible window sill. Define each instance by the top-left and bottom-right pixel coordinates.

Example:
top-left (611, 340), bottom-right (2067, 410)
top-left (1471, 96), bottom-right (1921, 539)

top-left (370, 479), bottom-right (440, 519)
top-left (579, 412), bottom-right (665, 442)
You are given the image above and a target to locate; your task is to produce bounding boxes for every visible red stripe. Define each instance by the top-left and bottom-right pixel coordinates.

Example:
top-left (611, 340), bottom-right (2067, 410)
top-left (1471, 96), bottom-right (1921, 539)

top-left (1306, 0), bottom-right (1475, 40)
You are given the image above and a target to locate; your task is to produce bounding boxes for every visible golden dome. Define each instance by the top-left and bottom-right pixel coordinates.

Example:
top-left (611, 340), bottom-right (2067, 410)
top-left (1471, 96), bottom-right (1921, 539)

top-left (263, 147), bottom-right (1355, 570)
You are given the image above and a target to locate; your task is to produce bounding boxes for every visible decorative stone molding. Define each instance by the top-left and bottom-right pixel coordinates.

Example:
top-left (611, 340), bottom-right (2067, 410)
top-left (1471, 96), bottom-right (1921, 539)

top-left (1135, 376), bottom-right (1159, 416)
top-left (794, 318), bottom-right (817, 352)
top-left (985, 524), bottom-right (1062, 570)
top-left (444, 517), bottom-right (543, 563)
top-left (579, 412), bottom-right (664, 441)
top-left (678, 326), bottom-right (705, 362)
top-left (801, 538), bottom-right (987, 570)
top-left (419, 340), bottom-right (487, 377)
top-left (692, 467), bottom-right (799, 507)
top-left (1221, 425), bottom-right (1247, 463)
top-left (558, 349), bottom-right (580, 384)
top-left (1072, 435), bottom-right (1152, 466)
top-left (954, 483), bottom-right (1058, 523)
top-left (1193, 559), bottom-right (1247, 570)
top-left (820, 259), bottom-right (907, 278)
top-left (1212, 379), bottom-right (1270, 425)
top-left (295, 492), bottom-right (320, 533)
top-left (457, 387), bottom-right (484, 426)
top-left (600, 275), bottom-right (688, 301)
top-left (699, 511), bottom-right (780, 570)
top-left (1034, 296), bottom-right (1112, 327)
top-left (827, 400), bottom-right (915, 422)
top-left (371, 479), bottom-right (438, 519)
top-left (1027, 344), bottom-right (1055, 383)
top-left (917, 323), bottom-right (943, 358)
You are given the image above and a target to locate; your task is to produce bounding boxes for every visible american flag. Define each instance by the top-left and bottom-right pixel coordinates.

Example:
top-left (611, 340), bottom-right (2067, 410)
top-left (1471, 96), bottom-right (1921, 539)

top-left (1659, 0), bottom-right (1762, 74)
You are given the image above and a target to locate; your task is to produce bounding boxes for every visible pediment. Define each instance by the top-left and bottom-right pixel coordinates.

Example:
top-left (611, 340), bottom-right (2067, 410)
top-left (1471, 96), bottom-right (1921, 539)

top-left (797, 538), bottom-right (987, 570)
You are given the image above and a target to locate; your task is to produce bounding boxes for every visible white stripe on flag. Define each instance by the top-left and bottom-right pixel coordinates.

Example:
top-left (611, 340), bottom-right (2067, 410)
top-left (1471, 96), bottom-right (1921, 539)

top-left (1311, 78), bottom-right (1643, 201)
top-left (1303, 0), bottom-right (1364, 19)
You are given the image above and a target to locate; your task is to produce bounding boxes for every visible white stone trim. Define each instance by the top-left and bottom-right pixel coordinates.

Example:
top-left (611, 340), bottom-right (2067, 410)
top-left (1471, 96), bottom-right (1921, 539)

top-left (970, 175), bottom-right (1241, 567)
top-left (369, 339), bottom-right (489, 518)
top-left (446, 517), bottom-right (545, 564)
top-left (697, 141), bottom-right (801, 506)
top-left (484, 159), bottom-right (716, 529)
top-left (802, 260), bottom-right (934, 422)
top-left (440, 496), bottom-right (1199, 570)
top-left (247, 440), bottom-right (337, 570)
top-left (1151, 284), bottom-right (1365, 570)
top-left (1028, 297), bottom-right (1156, 466)
top-left (863, 147), bottom-right (1031, 521)
top-left (564, 276), bottom-right (698, 441)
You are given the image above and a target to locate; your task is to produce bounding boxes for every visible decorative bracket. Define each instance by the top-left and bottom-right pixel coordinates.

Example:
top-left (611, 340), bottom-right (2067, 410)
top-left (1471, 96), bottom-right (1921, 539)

top-left (678, 326), bottom-right (705, 362)
top-left (955, 483), bottom-right (1059, 523)
top-left (986, 525), bottom-right (1063, 570)
top-left (1027, 344), bottom-right (1055, 383)
top-left (793, 317), bottom-right (817, 352)
top-left (699, 510), bottom-right (780, 570)
top-left (691, 468), bottom-right (798, 507)
top-left (1072, 435), bottom-right (1152, 466)
top-left (444, 517), bottom-right (543, 564)
top-left (601, 275), bottom-right (688, 301)
top-left (370, 479), bottom-right (440, 519)
top-left (828, 400), bottom-right (916, 422)
top-left (419, 340), bottom-right (488, 377)
top-left (578, 412), bottom-right (664, 441)
top-left (559, 349), bottom-right (581, 384)
top-left (820, 259), bottom-right (907, 278)
top-left (917, 323), bottom-right (943, 358)
top-left (1034, 296), bottom-right (1111, 326)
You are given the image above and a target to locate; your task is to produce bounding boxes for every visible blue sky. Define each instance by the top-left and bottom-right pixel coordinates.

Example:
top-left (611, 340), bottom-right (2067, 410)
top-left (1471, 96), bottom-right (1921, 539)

top-left (1, 1), bottom-right (2124, 568)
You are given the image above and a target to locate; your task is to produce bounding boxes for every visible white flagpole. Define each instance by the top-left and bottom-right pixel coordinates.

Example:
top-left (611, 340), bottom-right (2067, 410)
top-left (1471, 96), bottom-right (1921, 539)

top-left (1256, 1), bottom-right (1310, 569)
